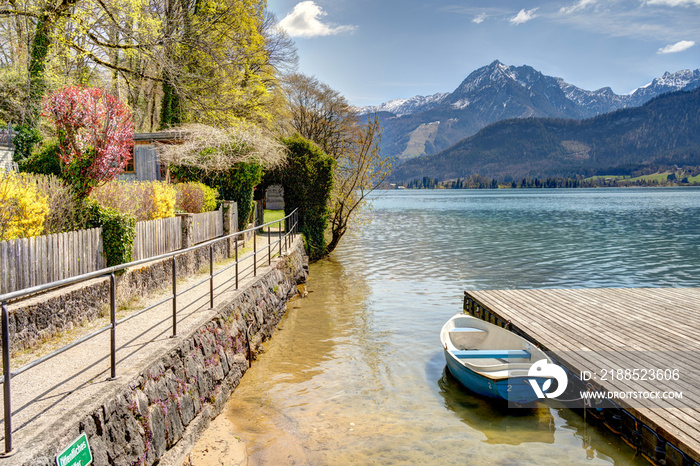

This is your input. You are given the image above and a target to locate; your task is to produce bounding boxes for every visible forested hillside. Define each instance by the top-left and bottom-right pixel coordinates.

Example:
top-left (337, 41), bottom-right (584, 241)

top-left (391, 88), bottom-right (700, 182)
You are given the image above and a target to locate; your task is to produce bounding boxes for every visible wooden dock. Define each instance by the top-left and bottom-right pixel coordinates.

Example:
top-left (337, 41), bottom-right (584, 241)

top-left (463, 288), bottom-right (700, 466)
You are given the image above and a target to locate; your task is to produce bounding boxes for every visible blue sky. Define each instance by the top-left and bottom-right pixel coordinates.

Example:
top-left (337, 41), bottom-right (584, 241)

top-left (268, 0), bottom-right (700, 107)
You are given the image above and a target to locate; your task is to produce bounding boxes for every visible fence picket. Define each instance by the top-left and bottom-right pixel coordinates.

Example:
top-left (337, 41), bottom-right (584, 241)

top-left (10, 239), bottom-right (18, 291)
top-left (21, 237), bottom-right (29, 289)
top-left (41, 235), bottom-right (48, 285)
top-left (52, 233), bottom-right (58, 283)
top-left (0, 241), bottom-right (6, 294)
top-left (29, 236), bottom-right (36, 288)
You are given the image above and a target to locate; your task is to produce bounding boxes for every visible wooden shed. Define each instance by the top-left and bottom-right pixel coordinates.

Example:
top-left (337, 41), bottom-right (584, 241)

top-left (119, 131), bottom-right (182, 181)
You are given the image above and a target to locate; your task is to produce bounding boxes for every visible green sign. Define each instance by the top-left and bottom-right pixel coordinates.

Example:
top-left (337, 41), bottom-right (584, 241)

top-left (56, 433), bottom-right (92, 466)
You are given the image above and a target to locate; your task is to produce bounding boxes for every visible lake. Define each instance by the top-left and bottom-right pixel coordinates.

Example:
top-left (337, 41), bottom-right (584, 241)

top-left (206, 188), bottom-right (700, 465)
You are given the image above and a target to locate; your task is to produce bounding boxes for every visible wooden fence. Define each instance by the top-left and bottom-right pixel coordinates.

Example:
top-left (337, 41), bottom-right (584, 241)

top-left (1, 208), bottom-right (227, 294)
top-left (0, 228), bottom-right (104, 294)
top-left (132, 216), bottom-right (182, 261)
top-left (191, 209), bottom-right (223, 245)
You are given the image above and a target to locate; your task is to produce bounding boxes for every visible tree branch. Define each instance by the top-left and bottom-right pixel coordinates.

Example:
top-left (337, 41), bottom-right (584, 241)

top-left (0, 9), bottom-right (37, 18)
top-left (70, 43), bottom-right (163, 82)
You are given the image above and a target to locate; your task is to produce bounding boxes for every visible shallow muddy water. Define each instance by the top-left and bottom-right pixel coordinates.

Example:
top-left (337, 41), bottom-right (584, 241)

top-left (205, 188), bottom-right (700, 464)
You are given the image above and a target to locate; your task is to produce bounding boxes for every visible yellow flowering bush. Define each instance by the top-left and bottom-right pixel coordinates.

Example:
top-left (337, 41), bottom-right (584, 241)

top-left (0, 172), bottom-right (49, 241)
top-left (90, 181), bottom-right (176, 221)
top-left (151, 182), bottom-right (176, 219)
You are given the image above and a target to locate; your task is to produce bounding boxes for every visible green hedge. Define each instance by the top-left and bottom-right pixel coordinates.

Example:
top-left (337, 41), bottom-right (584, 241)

top-left (170, 162), bottom-right (262, 231)
top-left (18, 138), bottom-right (62, 176)
top-left (280, 134), bottom-right (335, 260)
top-left (85, 199), bottom-right (136, 268)
top-left (12, 125), bottom-right (42, 162)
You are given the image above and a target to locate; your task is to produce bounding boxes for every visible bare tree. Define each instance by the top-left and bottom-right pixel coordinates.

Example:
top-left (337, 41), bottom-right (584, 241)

top-left (283, 73), bottom-right (392, 255)
top-left (156, 123), bottom-right (287, 173)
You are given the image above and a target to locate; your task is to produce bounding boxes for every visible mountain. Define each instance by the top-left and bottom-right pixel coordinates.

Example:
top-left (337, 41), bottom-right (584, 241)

top-left (390, 88), bottom-right (700, 182)
top-left (358, 92), bottom-right (449, 117)
top-left (365, 61), bottom-right (700, 160)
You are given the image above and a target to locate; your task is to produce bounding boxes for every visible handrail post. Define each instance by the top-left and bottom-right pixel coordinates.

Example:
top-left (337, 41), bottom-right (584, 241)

top-left (2, 301), bottom-right (13, 456)
top-left (253, 230), bottom-right (257, 277)
top-left (267, 225), bottom-right (271, 265)
top-left (109, 273), bottom-right (116, 379)
top-left (172, 257), bottom-right (177, 337)
top-left (209, 244), bottom-right (214, 308)
top-left (278, 220), bottom-right (282, 256)
top-left (235, 234), bottom-right (239, 290)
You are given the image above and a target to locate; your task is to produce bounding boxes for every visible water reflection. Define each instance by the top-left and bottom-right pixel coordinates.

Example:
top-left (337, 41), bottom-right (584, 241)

top-left (437, 368), bottom-right (556, 446)
top-left (557, 406), bottom-right (648, 466)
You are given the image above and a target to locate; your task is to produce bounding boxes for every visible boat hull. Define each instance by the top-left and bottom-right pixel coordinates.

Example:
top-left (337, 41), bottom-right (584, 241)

top-left (444, 349), bottom-right (541, 404)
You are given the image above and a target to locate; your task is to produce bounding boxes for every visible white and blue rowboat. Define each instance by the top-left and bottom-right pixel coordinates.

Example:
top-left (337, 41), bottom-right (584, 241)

top-left (441, 313), bottom-right (549, 404)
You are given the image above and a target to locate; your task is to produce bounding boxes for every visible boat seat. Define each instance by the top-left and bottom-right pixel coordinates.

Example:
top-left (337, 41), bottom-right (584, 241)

top-left (449, 328), bottom-right (486, 333)
top-left (451, 349), bottom-right (530, 359)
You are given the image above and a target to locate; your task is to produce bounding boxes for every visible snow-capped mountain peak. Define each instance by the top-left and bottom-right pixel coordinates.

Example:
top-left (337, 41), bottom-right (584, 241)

top-left (363, 61), bottom-right (700, 161)
top-left (357, 92), bottom-right (448, 117)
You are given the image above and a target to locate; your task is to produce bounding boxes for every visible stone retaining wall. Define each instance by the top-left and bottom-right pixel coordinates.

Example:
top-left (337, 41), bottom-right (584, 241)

top-left (18, 239), bottom-right (308, 465)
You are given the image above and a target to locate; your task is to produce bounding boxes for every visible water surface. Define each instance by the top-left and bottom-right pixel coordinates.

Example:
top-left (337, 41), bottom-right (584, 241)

top-left (221, 188), bottom-right (700, 465)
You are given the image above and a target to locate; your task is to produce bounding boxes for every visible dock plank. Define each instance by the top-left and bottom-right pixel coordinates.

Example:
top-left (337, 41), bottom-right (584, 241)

top-left (464, 287), bottom-right (700, 462)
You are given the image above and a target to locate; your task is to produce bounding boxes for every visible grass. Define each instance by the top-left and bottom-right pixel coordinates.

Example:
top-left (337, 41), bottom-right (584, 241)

top-left (264, 209), bottom-right (285, 224)
top-left (584, 171), bottom-right (700, 185)
top-left (627, 172), bottom-right (675, 183)
top-left (583, 175), bottom-right (628, 182)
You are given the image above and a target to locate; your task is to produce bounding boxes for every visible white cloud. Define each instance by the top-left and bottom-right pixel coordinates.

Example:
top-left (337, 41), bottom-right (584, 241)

top-left (278, 1), bottom-right (357, 38)
top-left (645, 0), bottom-right (700, 6)
top-left (510, 8), bottom-right (538, 25)
top-left (472, 13), bottom-right (487, 24)
top-left (657, 40), bottom-right (695, 53)
top-left (560, 0), bottom-right (597, 14)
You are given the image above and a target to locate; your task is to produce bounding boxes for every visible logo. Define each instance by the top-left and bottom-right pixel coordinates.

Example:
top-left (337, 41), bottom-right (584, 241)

top-left (527, 359), bottom-right (568, 399)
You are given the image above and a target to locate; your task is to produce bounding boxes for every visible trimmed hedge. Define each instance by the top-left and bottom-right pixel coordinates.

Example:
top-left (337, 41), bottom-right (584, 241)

top-left (85, 199), bottom-right (136, 268)
top-left (280, 134), bottom-right (335, 260)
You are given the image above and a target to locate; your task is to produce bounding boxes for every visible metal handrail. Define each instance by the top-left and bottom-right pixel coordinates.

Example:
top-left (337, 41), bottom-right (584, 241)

top-left (0, 209), bottom-right (299, 455)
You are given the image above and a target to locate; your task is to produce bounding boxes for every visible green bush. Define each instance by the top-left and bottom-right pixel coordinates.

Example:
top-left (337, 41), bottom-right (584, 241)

top-left (85, 199), bottom-right (136, 268)
top-left (18, 138), bottom-right (62, 176)
top-left (12, 125), bottom-right (42, 162)
top-left (280, 134), bottom-right (335, 260)
top-left (170, 162), bottom-right (262, 230)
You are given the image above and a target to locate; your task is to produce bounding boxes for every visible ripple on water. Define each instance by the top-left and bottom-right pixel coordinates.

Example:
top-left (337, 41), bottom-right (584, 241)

top-left (214, 189), bottom-right (699, 465)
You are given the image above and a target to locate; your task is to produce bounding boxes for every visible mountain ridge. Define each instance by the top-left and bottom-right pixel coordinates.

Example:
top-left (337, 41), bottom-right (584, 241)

top-left (361, 61), bottom-right (700, 160)
top-left (389, 88), bottom-right (700, 182)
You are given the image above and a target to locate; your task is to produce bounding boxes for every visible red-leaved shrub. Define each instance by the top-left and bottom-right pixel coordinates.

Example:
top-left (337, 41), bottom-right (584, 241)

top-left (43, 86), bottom-right (134, 198)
